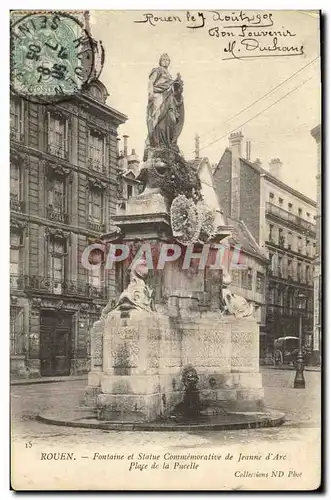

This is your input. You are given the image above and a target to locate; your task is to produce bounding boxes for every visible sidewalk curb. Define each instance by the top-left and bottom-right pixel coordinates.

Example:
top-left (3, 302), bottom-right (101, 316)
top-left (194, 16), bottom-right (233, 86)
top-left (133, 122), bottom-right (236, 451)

top-left (11, 375), bottom-right (88, 386)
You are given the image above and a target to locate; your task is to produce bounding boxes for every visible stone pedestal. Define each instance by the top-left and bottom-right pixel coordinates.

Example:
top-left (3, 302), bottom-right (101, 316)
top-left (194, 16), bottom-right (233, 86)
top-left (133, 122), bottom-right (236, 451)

top-left (86, 304), bottom-right (264, 421)
top-left (87, 308), bottom-right (183, 422)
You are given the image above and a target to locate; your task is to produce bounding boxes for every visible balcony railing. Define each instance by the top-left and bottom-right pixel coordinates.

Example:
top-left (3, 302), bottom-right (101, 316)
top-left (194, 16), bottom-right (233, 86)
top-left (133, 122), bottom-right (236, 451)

top-left (88, 157), bottom-right (106, 174)
top-left (266, 202), bottom-right (316, 234)
top-left (10, 195), bottom-right (24, 213)
top-left (10, 128), bottom-right (23, 142)
top-left (10, 274), bottom-right (108, 300)
top-left (47, 206), bottom-right (69, 224)
top-left (88, 218), bottom-right (105, 232)
top-left (267, 304), bottom-right (313, 320)
top-left (47, 144), bottom-right (68, 160)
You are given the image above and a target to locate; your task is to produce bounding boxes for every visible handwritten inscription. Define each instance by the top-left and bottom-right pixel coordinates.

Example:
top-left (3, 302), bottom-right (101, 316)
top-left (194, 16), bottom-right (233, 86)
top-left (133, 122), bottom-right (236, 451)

top-left (134, 10), bottom-right (305, 60)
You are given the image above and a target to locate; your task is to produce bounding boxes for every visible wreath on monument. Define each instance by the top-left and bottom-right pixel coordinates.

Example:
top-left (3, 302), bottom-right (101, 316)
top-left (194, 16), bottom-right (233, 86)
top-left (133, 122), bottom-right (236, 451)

top-left (147, 148), bottom-right (203, 204)
top-left (170, 195), bottom-right (217, 245)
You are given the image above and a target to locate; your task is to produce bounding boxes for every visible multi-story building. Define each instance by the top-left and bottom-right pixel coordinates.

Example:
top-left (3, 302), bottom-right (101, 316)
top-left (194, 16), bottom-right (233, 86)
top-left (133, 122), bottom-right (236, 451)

top-left (10, 81), bottom-right (127, 377)
top-left (192, 143), bottom-right (269, 330)
top-left (116, 134), bottom-right (142, 204)
top-left (213, 131), bottom-right (316, 350)
top-left (311, 124), bottom-right (321, 364)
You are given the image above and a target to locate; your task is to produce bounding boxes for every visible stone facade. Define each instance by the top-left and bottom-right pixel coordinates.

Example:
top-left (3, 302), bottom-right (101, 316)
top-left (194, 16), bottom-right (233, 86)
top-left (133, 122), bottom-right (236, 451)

top-left (10, 82), bottom-right (127, 377)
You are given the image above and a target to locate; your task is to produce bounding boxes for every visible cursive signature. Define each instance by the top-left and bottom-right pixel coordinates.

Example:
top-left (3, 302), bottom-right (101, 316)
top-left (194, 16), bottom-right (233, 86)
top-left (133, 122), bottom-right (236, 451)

top-left (223, 37), bottom-right (304, 60)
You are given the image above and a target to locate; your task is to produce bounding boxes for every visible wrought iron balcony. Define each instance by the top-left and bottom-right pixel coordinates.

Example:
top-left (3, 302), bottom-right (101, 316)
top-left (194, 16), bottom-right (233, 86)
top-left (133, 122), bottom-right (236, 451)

top-left (88, 157), bottom-right (106, 174)
top-left (267, 304), bottom-right (313, 319)
top-left (88, 218), bottom-right (105, 232)
top-left (47, 143), bottom-right (68, 160)
top-left (266, 202), bottom-right (316, 234)
top-left (10, 128), bottom-right (24, 142)
top-left (10, 274), bottom-right (108, 300)
top-left (47, 206), bottom-right (69, 224)
top-left (10, 195), bottom-right (24, 213)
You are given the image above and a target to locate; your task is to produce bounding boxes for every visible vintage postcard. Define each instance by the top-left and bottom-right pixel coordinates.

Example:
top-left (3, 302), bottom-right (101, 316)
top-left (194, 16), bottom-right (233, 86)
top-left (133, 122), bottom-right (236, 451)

top-left (10, 9), bottom-right (321, 491)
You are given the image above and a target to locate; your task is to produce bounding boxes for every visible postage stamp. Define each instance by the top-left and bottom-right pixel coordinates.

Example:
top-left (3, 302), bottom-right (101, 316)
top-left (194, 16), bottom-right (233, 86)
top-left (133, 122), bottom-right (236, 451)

top-left (10, 11), bottom-right (96, 102)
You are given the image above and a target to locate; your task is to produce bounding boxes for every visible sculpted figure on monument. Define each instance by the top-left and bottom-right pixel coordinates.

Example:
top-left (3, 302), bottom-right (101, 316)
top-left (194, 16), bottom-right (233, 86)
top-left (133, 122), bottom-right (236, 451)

top-left (112, 257), bottom-right (155, 313)
top-left (144, 53), bottom-right (184, 160)
top-left (220, 267), bottom-right (254, 319)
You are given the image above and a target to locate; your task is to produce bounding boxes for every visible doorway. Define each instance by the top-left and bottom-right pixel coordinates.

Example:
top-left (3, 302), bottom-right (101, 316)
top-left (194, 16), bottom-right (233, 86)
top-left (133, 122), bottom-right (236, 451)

top-left (40, 310), bottom-right (73, 376)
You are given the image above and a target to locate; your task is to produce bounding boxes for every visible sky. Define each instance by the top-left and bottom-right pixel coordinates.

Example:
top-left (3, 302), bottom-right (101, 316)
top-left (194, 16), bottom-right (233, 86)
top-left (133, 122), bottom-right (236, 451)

top-left (90, 10), bottom-right (321, 200)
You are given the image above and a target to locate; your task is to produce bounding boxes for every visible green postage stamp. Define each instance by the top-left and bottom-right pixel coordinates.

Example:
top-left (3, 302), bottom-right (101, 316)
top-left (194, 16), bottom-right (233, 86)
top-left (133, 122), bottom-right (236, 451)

top-left (10, 11), bottom-right (97, 100)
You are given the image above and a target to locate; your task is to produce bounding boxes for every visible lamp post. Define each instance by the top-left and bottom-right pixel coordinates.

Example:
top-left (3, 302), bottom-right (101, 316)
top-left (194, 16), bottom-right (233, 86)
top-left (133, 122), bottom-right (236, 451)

top-left (294, 293), bottom-right (307, 389)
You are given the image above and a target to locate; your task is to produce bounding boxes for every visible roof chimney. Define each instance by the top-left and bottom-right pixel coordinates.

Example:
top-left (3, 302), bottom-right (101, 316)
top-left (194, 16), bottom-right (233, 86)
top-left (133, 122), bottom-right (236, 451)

top-left (116, 137), bottom-right (121, 159)
top-left (123, 134), bottom-right (129, 157)
top-left (245, 140), bottom-right (251, 161)
top-left (269, 158), bottom-right (282, 178)
top-left (195, 134), bottom-right (200, 160)
top-left (229, 131), bottom-right (244, 219)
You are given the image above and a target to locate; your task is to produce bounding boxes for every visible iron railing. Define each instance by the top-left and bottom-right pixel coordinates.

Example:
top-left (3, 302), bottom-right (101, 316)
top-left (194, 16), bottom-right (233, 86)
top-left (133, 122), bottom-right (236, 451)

top-left (47, 206), bottom-right (69, 224)
top-left (266, 202), bottom-right (316, 234)
top-left (10, 274), bottom-right (108, 300)
top-left (87, 218), bottom-right (105, 232)
top-left (87, 157), bottom-right (107, 174)
top-left (10, 196), bottom-right (24, 213)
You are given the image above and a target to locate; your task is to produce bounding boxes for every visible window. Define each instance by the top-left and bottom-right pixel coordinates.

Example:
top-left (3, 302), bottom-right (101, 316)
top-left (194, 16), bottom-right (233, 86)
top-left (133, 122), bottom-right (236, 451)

top-left (268, 224), bottom-right (274, 242)
top-left (298, 236), bottom-right (302, 253)
top-left (306, 265), bottom-right (310, 284)
top-left (288, 202), bottom-right (293, 211)
top-left (49, 238), bottom-right (66, 293)
top-left (288, 258), bottom-right (293, 277)
top-left (127, 185), bottom-right (133, 199)
top-left (47, 113), bottom-right (68, 158)
top-left (288, 232), bottom-right (292, 250)
top-left (88, 130), bottom-right (106, 171)
top-left (242, 268), bottom-right (253, 290)
top-left (269, 192), bottom-right (274, 201)
top-left (297, 262), bottom-right (302, 282)
top-left (306, 239), bottom-right (310, 256)
top-left (10, 163), bottom-right (23, 212)
top-left (306, 212), bottom-right (311, 218)
top-left (89, 263), bottom-right (104, 290)
top-left (48, 177), bottom-right (65, 214)
top-left (10, 97), bottom-right (24, 141)
top-left (10, 306), bottom-right (24, 355)
top-left (268, 287), bottom-right (275, 304)
top-left (10, 233), bottom-right (22, 283)
top-left (298, 207), bottom-right (302, 217)
top-left (256, 273), bottom-right (265, 293)
top-left (278, 197), bottom-right (283, 207)
top-left (89, 189), bottom-right (103, 222)
top-left (278, 228), bottom-right (284, 246)
top-left (278, 255), bottom-right (282, 276)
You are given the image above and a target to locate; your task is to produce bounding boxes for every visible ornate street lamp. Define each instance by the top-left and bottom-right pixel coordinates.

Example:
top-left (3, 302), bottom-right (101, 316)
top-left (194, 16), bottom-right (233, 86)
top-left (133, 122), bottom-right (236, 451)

top-left (294, 293), bottom-right (307, 389)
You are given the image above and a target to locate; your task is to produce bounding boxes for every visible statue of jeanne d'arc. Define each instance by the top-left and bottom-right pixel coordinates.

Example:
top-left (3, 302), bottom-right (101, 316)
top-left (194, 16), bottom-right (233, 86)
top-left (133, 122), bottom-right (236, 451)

top-left (144, 54), bottom-right (184, 160)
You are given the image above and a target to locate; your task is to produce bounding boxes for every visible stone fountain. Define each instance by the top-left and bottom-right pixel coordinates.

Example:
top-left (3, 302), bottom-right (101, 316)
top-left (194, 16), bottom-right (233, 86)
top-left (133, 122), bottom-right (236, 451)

top-left (81, 54), bottom-right (283, 430)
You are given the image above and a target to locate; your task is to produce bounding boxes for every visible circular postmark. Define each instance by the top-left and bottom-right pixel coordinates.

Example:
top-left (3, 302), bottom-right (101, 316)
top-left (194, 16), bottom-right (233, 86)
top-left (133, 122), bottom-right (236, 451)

top-left (10, 11), bottom-right (97, 103)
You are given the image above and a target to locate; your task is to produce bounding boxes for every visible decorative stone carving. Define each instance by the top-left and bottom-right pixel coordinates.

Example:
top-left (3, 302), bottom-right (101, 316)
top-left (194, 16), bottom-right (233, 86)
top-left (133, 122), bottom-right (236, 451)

top-left (45, 226), bottom-right (70, 239)
top-left (220, 268), bottom-right (254, 319)
top-left (101, 258), bottom-right (155, 319)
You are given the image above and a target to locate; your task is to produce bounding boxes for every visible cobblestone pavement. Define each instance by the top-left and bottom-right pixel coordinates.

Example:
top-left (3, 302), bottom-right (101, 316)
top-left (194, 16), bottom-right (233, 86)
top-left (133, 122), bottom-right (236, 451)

top-left (11, 367), bottom-right (320, 449)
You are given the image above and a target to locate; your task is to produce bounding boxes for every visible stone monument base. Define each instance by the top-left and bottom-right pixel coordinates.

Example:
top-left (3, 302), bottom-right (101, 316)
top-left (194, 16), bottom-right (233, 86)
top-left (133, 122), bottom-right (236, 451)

top-left (85, 307), bottom-right (264, 422)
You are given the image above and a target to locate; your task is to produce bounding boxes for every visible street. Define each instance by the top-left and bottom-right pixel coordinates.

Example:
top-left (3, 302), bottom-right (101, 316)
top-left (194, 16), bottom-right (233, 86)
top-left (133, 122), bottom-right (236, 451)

top-left (11, 367), bottom-right (320, 447)
top-left (11, 367), bottom-right (321, 490)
